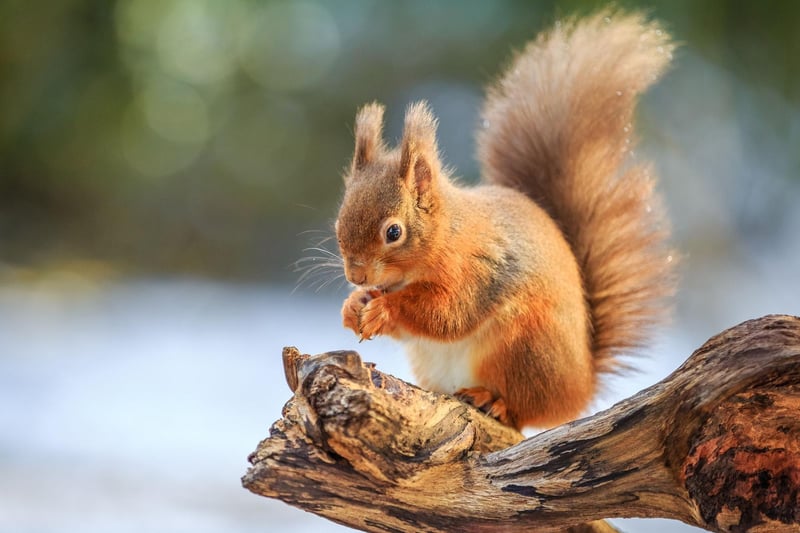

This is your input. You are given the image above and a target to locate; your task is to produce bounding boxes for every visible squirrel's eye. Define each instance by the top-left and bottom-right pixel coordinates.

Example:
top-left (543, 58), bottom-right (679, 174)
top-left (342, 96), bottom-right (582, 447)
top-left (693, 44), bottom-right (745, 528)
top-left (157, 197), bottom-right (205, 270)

top-left (386, 223), bottom-right (402, 243)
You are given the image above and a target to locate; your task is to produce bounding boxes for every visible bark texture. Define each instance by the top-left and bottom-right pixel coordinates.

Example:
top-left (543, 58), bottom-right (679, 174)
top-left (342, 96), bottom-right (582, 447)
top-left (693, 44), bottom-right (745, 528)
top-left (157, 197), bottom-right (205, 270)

top-left (243, 315), bottom-right (800, 532)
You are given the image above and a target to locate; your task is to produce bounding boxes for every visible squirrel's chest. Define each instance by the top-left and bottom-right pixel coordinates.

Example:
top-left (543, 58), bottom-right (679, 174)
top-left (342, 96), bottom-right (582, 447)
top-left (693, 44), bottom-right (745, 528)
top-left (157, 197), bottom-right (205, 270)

top-left (402, 327), bottom-right (488, 394)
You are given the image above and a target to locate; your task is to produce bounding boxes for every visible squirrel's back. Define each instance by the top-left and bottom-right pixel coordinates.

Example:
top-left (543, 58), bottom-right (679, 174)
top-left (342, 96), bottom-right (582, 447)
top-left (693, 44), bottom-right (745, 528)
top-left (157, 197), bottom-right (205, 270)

top-left (477, 11), bottom-right (677, 373)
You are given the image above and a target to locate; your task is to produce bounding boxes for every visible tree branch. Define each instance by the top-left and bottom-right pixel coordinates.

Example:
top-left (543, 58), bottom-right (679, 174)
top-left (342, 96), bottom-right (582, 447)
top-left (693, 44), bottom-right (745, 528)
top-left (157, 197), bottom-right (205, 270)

top-left (242, 315), bottom-right (800, 532)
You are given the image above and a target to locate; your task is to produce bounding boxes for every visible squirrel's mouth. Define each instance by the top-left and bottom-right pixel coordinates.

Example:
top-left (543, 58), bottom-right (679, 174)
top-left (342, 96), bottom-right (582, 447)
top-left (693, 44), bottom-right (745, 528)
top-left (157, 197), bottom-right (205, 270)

top-left (375, 280), bottom-right (406, 294)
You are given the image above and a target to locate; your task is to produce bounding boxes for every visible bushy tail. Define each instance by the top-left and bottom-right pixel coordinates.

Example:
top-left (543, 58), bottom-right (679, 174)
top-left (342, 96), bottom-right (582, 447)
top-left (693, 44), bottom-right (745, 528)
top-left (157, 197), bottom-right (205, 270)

top-left (477, 11), bottom-right (677, 373)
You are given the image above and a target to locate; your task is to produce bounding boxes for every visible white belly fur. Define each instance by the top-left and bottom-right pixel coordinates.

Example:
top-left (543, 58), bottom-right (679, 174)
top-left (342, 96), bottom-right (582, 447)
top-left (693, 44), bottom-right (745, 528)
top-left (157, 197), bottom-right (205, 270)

top-left (402, 327), bottom-right (485, 394)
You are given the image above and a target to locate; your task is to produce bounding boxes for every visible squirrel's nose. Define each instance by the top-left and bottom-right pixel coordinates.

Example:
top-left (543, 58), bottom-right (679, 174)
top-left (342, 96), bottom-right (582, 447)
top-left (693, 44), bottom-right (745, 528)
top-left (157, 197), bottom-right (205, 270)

top-left (345, 263), bottom-right (367, 286)
top-left (347, 271), bottom-right (367, 286)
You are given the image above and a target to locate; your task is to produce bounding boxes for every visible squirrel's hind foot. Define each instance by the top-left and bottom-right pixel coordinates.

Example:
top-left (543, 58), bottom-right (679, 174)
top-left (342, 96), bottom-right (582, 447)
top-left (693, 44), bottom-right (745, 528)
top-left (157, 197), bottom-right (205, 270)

top-left (455, 386), bottom-right (514, 428)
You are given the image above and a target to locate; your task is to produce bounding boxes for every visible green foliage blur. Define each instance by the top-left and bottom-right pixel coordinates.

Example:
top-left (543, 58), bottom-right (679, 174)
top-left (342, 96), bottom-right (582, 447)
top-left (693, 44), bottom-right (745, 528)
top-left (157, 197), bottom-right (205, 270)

top-left (1, 0), bottom-right (798, 282)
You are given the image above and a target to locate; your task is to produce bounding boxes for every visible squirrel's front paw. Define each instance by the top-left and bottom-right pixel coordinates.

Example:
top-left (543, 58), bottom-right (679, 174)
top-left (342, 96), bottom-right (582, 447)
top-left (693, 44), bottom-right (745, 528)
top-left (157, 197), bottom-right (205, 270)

top-left (341, 289), bottom-right (375, 335)
top-left (359, 296), bottom-right (395, 340)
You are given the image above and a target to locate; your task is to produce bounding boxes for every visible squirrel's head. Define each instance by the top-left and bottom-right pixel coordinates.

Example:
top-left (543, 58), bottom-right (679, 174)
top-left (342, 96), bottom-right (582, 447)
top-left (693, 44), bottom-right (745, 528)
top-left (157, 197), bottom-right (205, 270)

top-left (336, 101), bottom-right (445, 292)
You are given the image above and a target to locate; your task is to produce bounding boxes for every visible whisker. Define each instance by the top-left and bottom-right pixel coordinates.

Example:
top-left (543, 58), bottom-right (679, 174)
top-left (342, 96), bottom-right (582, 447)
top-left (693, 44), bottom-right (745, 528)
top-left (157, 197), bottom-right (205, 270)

top-left (335, 277), bottom-right (350, 292)
top-left (293, 259), bottom-right (343, 275)
top-left (293, 260), bottom-right (344, 292)
top-left (293, 255), bottom-right (341, 267)
top-left (292, 228), bottom-right (346, 294)
top-left (301, 247), bottom-right (343, 261)
top-left (293, 204), bottom-right (322, 212)
top-left (295, 263), bottom-right (342, 285)
top-left (297, 228), bottom-right (333, 237)
top-left (315, 272), bottom-right (347, 293)
top-left (314, 235), bottom-right (336, 247)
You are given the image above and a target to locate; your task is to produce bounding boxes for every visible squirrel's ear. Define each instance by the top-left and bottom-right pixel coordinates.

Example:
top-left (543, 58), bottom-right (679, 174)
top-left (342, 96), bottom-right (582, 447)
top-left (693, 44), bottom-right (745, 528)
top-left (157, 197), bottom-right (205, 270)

top-left (400, 101), bottom-right (441, 208)
top-left (352, 102), bottom-right (386, 173)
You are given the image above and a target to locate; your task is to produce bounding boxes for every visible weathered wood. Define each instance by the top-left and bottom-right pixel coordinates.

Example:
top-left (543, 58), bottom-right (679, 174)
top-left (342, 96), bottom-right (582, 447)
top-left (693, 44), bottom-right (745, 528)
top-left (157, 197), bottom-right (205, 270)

top-left (243, 315), bottom-right (800, 532)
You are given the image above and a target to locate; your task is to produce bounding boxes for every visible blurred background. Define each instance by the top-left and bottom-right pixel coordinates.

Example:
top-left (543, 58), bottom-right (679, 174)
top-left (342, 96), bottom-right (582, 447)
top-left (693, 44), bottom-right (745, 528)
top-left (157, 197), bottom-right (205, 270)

top-left (1, 0), bottom-right (798, 532)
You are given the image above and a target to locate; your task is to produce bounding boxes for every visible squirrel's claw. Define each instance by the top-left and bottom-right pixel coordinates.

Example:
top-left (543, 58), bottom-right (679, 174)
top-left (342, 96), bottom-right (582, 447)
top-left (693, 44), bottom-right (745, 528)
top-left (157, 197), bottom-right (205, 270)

top-left (342, 288), bottom-right (373, 337)
top-left (358, 297), bottom-right (394, 340)
top-left (455, 386), bottom-right (514, 427)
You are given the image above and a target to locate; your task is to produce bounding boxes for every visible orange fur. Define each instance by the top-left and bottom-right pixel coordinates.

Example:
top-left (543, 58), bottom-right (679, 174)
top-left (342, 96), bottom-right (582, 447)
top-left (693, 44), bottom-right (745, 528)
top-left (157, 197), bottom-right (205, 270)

top-left (478, 11), bottom-right (678, 373)
top-left (334, 11), bottom-right (676, 430)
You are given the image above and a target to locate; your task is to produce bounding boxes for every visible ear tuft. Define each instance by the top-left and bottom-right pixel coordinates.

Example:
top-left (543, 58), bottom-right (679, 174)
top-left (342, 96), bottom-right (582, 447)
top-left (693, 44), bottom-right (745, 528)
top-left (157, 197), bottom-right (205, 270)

top-left (400, 101), bottom-right (441, 201)
top-left (352, 102), bottom-right (386, 171)
top-left (402, 101), bottom-right (438, 154)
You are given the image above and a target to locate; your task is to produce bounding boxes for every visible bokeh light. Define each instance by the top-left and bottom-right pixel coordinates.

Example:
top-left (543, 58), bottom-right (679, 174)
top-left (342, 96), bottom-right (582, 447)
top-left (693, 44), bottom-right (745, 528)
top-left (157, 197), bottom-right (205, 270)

top-left (237, 1), bottom-right (340, 92)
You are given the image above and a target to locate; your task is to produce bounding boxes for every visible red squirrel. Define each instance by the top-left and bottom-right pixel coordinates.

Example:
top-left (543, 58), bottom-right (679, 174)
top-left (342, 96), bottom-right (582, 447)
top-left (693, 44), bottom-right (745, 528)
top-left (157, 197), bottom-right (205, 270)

top-left (335, 12), bottom-right (677, 430)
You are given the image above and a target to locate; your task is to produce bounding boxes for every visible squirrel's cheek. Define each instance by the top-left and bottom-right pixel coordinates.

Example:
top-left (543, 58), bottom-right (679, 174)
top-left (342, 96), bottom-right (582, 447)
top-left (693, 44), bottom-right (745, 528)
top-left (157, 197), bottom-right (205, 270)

top-left (376, 265), bottom-right (407, 293)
